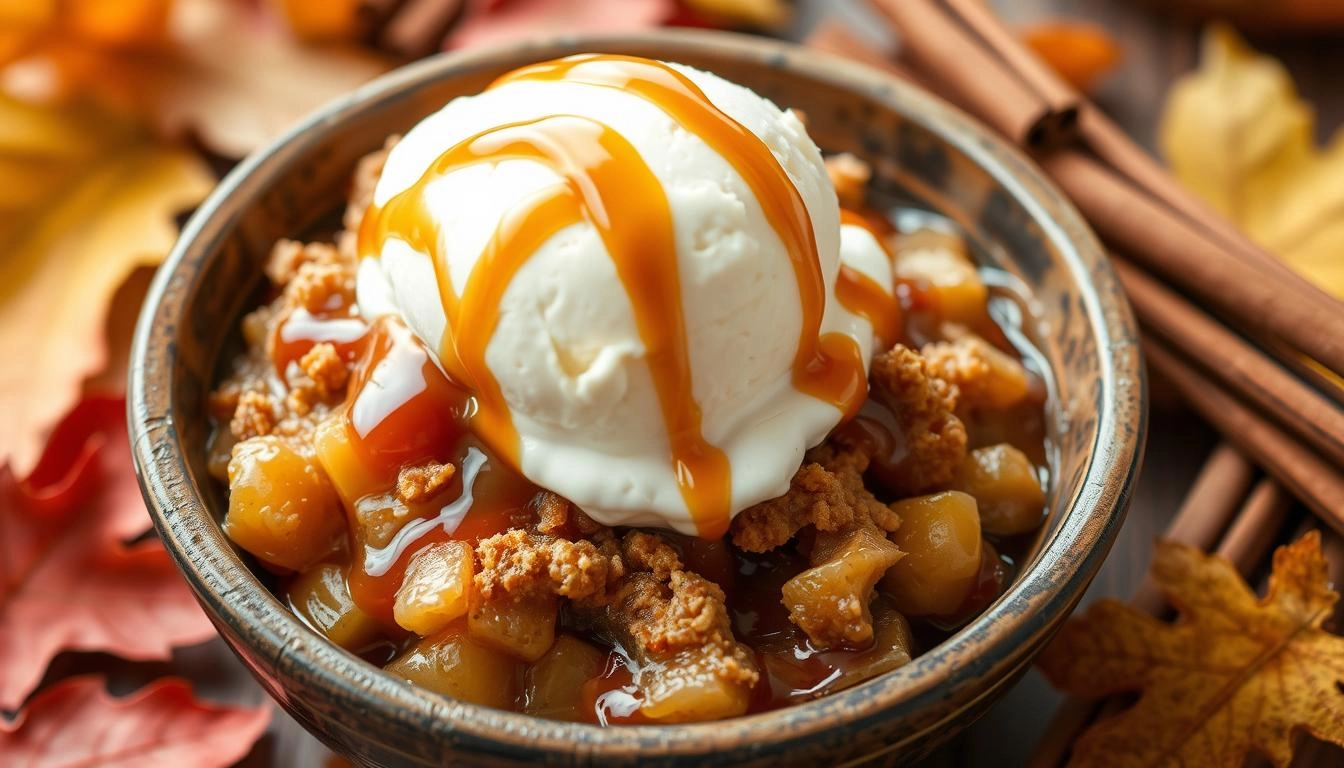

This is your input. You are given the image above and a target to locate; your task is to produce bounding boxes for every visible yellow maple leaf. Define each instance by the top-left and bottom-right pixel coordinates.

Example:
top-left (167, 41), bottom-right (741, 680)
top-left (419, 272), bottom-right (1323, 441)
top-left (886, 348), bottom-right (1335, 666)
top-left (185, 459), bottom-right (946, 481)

top-left (1037, 532), bottom-right (1344, 767)
top-left (0, 95), bottom-right (214, 474)
top-left (1159, 24), bottom-right (1344, 296)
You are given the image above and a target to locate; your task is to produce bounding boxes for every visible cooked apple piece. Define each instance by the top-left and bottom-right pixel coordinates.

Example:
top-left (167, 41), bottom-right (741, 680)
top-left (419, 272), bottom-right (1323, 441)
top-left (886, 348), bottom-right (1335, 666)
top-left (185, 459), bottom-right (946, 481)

top-left (637, 644), bottom-right (753, 723)
top-left (468, 592), bottom-right (558, 662)
top-left (351, 492), bottom-right (410, 549)
top-left (394, 541), bottom-right (474, 636)
top-left (823, 598), bottom-right (914, 694)
top-left (286, 563), bottom-right (382, 652)
top-left (384, 626), bottom-right (521, 708)
top-left (225, 435), bottom-right (344, 571)
top-left (312, 410), bottom-right (383, 507)
top-left (894, 228), bottom-right (987, 325)
top-left (951, 444), bottom-right (1046, 536)
top-left (881, 491), bottom-right (983, 616)
top-left (782, 523), bottom-right (904, 648)
top-left (523, 635), bottom-right (607, 721)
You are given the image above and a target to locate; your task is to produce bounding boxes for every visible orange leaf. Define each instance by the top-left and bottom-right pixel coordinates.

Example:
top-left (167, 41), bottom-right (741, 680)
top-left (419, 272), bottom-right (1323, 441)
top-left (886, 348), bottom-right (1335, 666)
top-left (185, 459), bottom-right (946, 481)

top-left (1021, 21), bottom-right (1122, 93)
top-left (0, 397), bottom-right (217, 710)
top-left (4, 0), bottom-right (391, 158)
top-left (0, 675), bottom-right (270, 766)
top-left (272, 0), bottom-right (366, 41)
top-left (1037, 532), bottom-right (1344, 767)
top-left (0, 0), bottom-right (171, 71)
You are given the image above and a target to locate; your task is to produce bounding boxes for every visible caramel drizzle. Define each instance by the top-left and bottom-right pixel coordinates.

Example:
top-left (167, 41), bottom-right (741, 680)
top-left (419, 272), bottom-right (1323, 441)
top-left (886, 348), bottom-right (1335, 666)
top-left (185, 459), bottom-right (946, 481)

top-left (495, 55), bottom-right (867, 419)
top-left (837, 208), bottom-right (902, 349)
top-left (360, 55), bottom-right (874, 537)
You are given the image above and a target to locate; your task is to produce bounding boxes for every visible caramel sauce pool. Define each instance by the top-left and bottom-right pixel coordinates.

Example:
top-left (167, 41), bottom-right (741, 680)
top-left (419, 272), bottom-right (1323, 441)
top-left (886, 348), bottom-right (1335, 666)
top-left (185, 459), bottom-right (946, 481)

top-left (357, 54), bottom-right (887, 538)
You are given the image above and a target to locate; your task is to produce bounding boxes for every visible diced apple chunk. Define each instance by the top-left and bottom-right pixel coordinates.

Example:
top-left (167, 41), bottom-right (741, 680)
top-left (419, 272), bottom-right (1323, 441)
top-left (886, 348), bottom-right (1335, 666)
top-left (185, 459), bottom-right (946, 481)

top-left (824, 599), bottom-right (914, 694)
top-left (286, 563), bottom-right (381, 652)
top-left (881, 491), bottom-right (983, 616)
top-left (524, 635), bottom-right (606, 721)
top-left (951, 444), bottom-right (1046, 535)
top-left (312, 410), bottom-right (383, 508)
top-left (637, 646), bottom-right (752, 723)
top-left (468, 592), bottom-right (558, 662)
top-left (394, 541), bottom-right (474, 636)
top-left (384, 626), bottom-right (521, 709)
top-left (225, 435), bottom-right (344, 572)
top-left (894, 229), bottom-right (987, 325)
top-left (782, 524), bottom-right (904, 649)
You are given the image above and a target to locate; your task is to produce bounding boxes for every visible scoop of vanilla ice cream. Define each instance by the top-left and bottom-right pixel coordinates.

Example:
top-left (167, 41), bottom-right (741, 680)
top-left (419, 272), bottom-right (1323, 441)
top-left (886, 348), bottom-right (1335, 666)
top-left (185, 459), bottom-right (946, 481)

top-left (357, 60), bottom-right (891, 534)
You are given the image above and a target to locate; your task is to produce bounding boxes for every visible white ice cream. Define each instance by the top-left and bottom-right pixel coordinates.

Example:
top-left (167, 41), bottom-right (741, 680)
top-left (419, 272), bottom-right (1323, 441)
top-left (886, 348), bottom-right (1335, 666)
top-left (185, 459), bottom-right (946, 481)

top-left (357, 60), bottom-right (893, 534)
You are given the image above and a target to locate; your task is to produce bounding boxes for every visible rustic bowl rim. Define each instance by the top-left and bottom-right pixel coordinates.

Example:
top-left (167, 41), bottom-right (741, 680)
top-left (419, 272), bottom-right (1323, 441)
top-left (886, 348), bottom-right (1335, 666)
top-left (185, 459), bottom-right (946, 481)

top-left (130, 28), bottom-right (1143, 762)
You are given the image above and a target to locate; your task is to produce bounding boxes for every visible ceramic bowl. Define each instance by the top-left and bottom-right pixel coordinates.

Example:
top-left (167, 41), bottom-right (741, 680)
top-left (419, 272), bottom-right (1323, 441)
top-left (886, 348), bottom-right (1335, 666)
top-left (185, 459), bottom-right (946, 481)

top-left (130, 29), bottom-right (1143, 767)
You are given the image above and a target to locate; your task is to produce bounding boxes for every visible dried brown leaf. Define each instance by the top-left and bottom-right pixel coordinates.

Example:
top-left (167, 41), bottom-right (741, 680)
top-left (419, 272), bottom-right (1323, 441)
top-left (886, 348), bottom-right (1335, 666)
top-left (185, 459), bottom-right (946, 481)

top-left (1038, 532), bottom-right (1344, 767)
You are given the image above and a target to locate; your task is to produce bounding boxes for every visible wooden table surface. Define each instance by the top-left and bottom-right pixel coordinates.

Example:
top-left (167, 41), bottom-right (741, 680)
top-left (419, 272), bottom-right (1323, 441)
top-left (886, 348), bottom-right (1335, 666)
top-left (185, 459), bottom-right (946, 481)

top-left (100, 2), bottom-right (1343, 765)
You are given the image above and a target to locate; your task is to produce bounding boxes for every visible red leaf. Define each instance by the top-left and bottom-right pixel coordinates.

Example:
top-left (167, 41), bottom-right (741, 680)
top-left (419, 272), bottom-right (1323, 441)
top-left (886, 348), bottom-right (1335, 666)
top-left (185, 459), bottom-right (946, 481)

top-left (0, 675), bottom-right (271, 767)
top-left (446, 0), bottom-right (675, 50)
top-left (0, 396), bottom-right (217, 710)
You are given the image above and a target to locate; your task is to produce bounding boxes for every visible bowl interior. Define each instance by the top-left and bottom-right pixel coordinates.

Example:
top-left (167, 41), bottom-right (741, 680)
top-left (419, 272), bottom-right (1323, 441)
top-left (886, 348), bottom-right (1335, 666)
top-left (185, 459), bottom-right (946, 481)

top-left (132, 30), bottom-right (1142, 767)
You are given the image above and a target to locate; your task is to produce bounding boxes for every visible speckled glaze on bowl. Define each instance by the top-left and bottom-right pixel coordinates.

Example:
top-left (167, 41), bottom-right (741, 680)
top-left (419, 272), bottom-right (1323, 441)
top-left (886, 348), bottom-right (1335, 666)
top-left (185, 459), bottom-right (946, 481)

top-left (130, 30), bottom-right (1143, 768)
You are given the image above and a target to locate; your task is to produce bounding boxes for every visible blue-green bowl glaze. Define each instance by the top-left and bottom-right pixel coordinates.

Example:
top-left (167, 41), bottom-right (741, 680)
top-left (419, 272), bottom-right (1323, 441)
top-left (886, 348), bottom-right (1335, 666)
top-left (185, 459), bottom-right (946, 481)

top-left (130, 30), bottom-right (1144, 767)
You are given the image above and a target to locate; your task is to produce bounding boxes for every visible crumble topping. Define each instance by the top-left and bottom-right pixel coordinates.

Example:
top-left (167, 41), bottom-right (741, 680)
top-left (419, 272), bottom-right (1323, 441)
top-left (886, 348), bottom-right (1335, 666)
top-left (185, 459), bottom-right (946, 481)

top-left (869, 344), bottom-right (968, 493)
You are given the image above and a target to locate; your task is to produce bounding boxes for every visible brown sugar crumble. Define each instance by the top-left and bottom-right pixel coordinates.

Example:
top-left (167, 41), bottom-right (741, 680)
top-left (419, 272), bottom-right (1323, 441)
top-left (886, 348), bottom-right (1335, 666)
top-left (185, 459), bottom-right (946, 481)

top-left (474, 529), bottom-right (625, 602)
top-left (869, 344), bottom-right (968, 493)
top-left (730, 444), bottom-right (900, 554)
top-left (396, 460), bottom-right (457, 504)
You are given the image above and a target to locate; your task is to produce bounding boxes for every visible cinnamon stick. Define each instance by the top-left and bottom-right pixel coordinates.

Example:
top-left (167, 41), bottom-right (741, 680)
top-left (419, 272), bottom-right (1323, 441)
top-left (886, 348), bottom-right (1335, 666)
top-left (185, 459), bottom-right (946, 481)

top-left (1129, 443), bottom-right (1255, 615)
top-left (818, 11), bottom-right (1344, 380)
top-left (940, 0), bottom-right (1079, 137)
top-left (1115, 259), bottom-right (1344, 470)
top-left (867, 0), bottom-right (1065, 147)
top-left (1215, 479), bottom-right (1290, 574)
top-left (1143, 335), bottom-right (1344, 533)
top-left (1042, 151), bottom-right (1344, 378)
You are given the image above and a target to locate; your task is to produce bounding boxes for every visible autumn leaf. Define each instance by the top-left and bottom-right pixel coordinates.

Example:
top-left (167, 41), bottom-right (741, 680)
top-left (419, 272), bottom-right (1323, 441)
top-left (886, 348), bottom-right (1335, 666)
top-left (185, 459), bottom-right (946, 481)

top-left (0, 0), bottom-right (172, 71)
top-left (447, 0), bottom-right (675, 50)
top-left (0, 96), bottom-right (214, 475)
top-left (272, 0), bottom-right (367, 41)
top-left (4, 0), bottom-right (391, 158)
top-left (140, 0), bottom-right (392, 157)
top-left (0, 396), bottom-right (217, 711)
top-left (1159, 24), bottom-right (1344, 296)
top-left (1037, 532), bottom-right (1344, 767)
top-left (0, 675), bottom-right (270, 766)
top-left (1021, 21), bottom-right (1121, 93)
